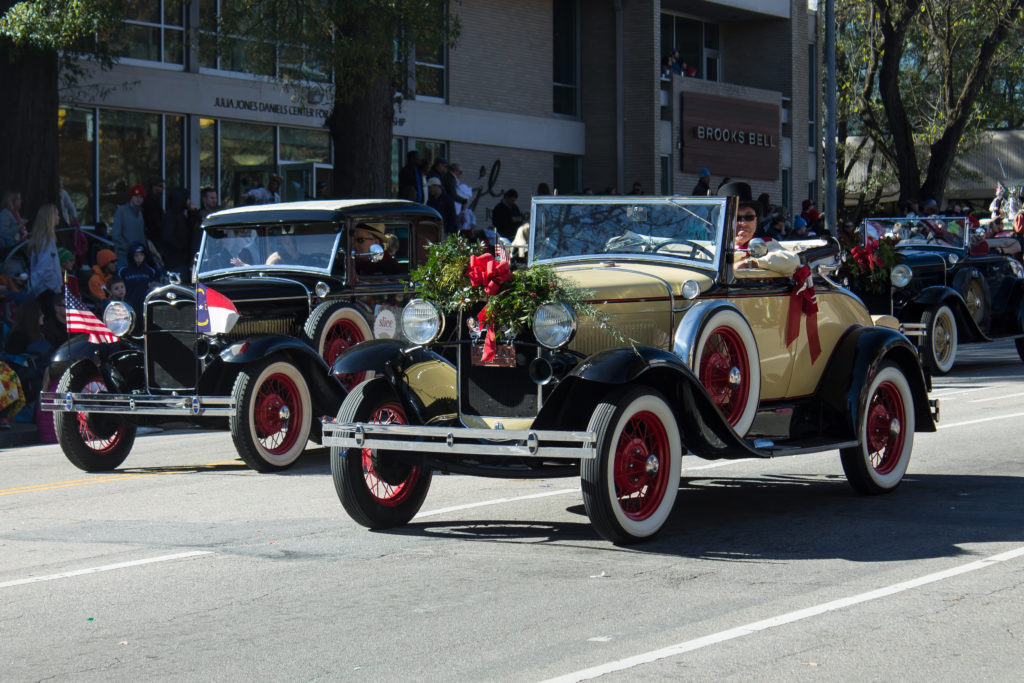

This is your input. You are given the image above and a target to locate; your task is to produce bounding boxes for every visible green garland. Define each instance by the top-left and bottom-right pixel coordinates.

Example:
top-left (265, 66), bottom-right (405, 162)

top-left (409, 235), bottom-right (622, 342)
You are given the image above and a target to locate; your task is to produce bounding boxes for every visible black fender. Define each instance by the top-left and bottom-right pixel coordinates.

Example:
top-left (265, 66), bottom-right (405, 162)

top-left (817, 326), bottom-right (935, 439)
top-left (898, 285), bottom-right (988, 342)
top-left (52, 337), bottom-right (135, 364)
top-left (220, 334), bottom-right (346, 433)
top-left (330, 338), bottom-right (455, 425)
top-left (532, 346), bottom-right (764, 460)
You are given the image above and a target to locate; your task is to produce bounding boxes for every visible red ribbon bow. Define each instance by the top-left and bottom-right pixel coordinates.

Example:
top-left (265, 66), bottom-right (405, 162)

top-left (466, 254), bottom-right (512, 361)
top-left (785, 265), bottom-right (821, 363)
top-left (467, 253), bottom-right (511, 295)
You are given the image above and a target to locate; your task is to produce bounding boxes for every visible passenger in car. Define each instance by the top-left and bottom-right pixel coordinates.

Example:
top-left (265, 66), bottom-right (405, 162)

top-left (719, 181), bottom-right (800, 277)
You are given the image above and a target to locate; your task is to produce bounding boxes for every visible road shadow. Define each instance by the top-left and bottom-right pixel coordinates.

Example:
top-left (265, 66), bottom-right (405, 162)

top-left (377, 472), bottom-right (1024, 564)
top-left (110, 445), bottom-right (332, 476)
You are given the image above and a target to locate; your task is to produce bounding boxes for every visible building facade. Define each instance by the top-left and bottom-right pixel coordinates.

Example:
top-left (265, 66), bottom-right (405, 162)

top-left (59, 0), bottom-right (819, 225)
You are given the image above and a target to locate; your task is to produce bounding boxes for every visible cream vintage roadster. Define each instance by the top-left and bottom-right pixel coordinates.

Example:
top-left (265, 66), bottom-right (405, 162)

top-left (322, 196), bottom-right (939, 544)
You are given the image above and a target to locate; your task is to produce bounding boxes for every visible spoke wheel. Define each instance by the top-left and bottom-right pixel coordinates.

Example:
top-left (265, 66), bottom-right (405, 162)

top-left (581, 388), bottom-right (682, 544)
top-left (841, 363), bottom-right (915, 494)
top-left (332, 379), bottom-right (432, 528)
top-left (54, 368), bottom-right (137, 472)
top-left (305, 303), bottom-right (371, 390)
top-left (692, 309), bottom-right (760, 435)
top-left (921, 304), bottom-right (957, 375)
top-left (230, 357), bottom-right (312, 472)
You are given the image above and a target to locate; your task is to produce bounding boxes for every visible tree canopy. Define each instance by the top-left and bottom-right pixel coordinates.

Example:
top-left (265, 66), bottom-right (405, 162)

top-left (836, 0), bottom-right (1024, 214)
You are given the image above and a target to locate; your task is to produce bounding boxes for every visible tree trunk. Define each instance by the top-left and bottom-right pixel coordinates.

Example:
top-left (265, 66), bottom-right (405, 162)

top-left (0, 36), bottom-right (60, 223)
top-left (875, 2), bottom-right (920, 204)
top-left (325, 75), bottom-right (395, 199)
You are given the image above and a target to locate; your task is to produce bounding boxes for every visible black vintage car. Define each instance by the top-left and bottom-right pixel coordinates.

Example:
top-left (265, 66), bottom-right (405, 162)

top-left (849, 216), bottom-right (1024, 374)
top-left (41, 200), bottom-right (442, 472)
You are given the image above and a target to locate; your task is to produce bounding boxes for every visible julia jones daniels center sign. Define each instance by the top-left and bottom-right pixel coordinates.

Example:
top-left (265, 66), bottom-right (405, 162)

top-left (680, 92), bottom-right (781, 181)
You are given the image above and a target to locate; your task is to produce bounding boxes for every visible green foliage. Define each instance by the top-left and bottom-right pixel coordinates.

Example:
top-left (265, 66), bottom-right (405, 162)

top-left (407, 234), bottom-right (485, 314)
top-left (1, 0), bottom-right (123, 55)
top-left (839, 235), bottom-right (901, 295)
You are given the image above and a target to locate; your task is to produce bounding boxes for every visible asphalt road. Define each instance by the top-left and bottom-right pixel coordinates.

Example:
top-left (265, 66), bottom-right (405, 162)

top-left (2, 340), bottom-right (1023, 681)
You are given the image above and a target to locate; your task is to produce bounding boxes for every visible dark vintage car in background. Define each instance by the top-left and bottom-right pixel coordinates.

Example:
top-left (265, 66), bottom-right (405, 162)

top-left (41, 200), bottom-right (442, 473)
top-left (322, 196), bottom-right (938, 544)
top-left (850, 216), bottom-right (1024, 374)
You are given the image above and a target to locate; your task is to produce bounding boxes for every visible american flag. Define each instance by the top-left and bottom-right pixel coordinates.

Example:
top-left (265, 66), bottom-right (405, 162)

top-left (65, 288), bottom-right (117, 343)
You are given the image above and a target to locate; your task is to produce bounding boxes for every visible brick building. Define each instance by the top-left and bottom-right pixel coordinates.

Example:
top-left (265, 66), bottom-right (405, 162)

top-left (59, 0), bottom-right (820, 224)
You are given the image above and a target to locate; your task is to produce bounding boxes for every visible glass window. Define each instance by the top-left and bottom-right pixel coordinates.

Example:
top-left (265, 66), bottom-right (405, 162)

top-left (115, 0), bottom-right (185, 65)
top-left (808, 43), bottom-right (817, 148)
top-left (58, 107), bottom-right (97, 224)
top-left (200, 118), bottom-right (218, 195)
top-left (219, 121), bottom-right (275, 208)
top-left (414, 3), bottom-right (447, 99)
top-left (391, 138), bottom-right (403, 198)
top-left (165, 115), bottom-right (186, 190)
top-left (280, 127), bottom-right (330, 163)
top-left (416, 140), bottom-right (447, 173)
top-left (198, 0), bottom-right (275, 76)
top-left (661, 13), bottom-right (718, 81)
top-left (553, 0), bottom-right (579, 116)
top-left (98, 109), bottom-right (162, 222)
top-left (660, 156), bottom-right (671, 195)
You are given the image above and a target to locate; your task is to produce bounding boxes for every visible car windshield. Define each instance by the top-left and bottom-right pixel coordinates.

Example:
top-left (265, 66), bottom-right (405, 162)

top-left (197, 222), bottom-right (341, 275)
top-left (861, 217), bottom-right (968, 249)
top-left (530, 197), bottom-right (725, 268)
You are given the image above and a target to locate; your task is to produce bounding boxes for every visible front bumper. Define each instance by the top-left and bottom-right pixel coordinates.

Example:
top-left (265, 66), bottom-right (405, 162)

top-left (321, 419), bottom-right (597, 459)
top-left (39, 391), bottom-right (236, 417)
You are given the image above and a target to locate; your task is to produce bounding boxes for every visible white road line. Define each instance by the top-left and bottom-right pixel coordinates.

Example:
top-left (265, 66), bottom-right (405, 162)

top-left (968, 391), bottom-right (1024, 403)
top-left (931, 386), bottom-right (990, 397)
top-left (687, 458), bottom-right (756, 471)
top-left (416, 488), bottom-right (579, 518)
top-left (938, 411), bottom-right (1024, 429)
top-left (0, 551), bottom-right (214, 589)
top-left (543, 545), bottom-right (1024, 683)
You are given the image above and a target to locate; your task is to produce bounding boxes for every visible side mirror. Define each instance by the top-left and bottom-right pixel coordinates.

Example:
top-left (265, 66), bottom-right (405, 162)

top-left (353, 243), bottom-right (385, 263)
top-left (746, 238), bottom-right (769, 259)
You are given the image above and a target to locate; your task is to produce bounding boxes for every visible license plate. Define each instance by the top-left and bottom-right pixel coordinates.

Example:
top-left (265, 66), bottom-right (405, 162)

top-left (471, 343), bottom-right (516, 367)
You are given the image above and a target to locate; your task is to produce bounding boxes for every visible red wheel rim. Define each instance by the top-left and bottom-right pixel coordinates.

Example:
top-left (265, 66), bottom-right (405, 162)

top-left (76, 379), bottom-right (127, 454)
top-left (612, 410), bottom-right (671, 521)
top-left (324, 318), bottom-right (366, 390)
top-left (865, 380), bottom-right (906, 474)
top-left (361, 401), bottom-right (421, 507)
top-left (698, 326), bottom-right (750, 425)
top-left (253, 372), bottom-right (304, 455)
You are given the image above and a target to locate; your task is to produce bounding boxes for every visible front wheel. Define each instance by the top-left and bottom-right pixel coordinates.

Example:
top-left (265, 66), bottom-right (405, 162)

top-left (581, 388), bottom-right (682, 544)
top-left (230, 357), bottom-right (312, 472)
top-left (54, 367), bottom-right (137, 471)
top-left (331, 378), bottom-right (432, 528)
top-left (840, 363), bottom-right (915, 495)
top-left (921, 304), bottom-right (957, 374)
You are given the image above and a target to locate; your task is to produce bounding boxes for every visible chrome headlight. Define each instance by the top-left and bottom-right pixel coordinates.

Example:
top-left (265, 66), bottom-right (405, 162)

top-left (1008, 258), bottom-right (1024, 279)
top-left (102, 300), bottom-right (134, 337)
top-left (533, 302), bottom-right (577, 349)
top-left (401, 299), bottom-right (442, 345)
top-left (890, 264), bottom-right (912, 288)
top-left (680, 279), bottom-right (701, 300)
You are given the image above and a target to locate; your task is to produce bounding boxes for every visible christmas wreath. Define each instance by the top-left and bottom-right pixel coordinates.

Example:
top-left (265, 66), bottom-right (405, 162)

top-left (838, 235), bottom-right (901, 295)
top-left (409, 235), bottom-right (620, 358)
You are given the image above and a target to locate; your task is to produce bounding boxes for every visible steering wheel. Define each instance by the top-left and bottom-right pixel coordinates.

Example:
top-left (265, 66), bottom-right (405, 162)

top-left (653, 239), bottom-right (715, 260)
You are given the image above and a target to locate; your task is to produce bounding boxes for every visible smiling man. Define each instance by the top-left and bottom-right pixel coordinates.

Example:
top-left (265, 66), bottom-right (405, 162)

top-left (720, 181), bottom-right (799, 276)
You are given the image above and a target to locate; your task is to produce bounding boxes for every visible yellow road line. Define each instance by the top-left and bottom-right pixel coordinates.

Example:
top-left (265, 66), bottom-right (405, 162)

top-left (0, 461), bottom-right (243, 496)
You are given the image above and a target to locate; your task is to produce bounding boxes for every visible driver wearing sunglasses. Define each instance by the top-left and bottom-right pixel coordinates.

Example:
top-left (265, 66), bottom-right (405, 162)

top-left (720, 181), bottom-right (799, 276)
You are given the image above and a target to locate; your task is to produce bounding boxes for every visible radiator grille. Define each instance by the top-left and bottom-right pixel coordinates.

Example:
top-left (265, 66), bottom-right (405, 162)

top-left (458, 342), bottom-right (541, 419)
top-left (146, 300), bottom-right (198, 391)
top-left (226, 317), bottom-right (303, 341)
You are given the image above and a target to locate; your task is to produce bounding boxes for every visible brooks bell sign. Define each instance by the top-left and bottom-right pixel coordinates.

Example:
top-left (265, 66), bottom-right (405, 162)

top-left (681, 93), bottom-right (780, 181)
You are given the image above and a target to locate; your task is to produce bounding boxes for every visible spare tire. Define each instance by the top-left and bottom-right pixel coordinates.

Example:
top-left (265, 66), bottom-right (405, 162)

top-left (952, 269), bottom-right (990, 333)
top-left (304, 302), bottom-right (372, 390)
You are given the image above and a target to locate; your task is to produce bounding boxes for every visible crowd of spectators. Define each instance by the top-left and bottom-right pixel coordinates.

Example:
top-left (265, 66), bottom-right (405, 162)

top-left (1, 179), bottom-right (213, 433)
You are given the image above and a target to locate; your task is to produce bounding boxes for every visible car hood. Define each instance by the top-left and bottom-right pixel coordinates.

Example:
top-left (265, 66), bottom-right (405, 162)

top-left (196, 276), bottom-right (313, 308)
top-left (552, 261), bottom-right (715, 302)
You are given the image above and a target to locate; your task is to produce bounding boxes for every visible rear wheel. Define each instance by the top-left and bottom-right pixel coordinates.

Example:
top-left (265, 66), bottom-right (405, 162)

top-left (230, 357), bottom-right (312, 472)
top-left (840, 364), bottom-right (915, 494)
top-left (304, 302), bottom-right (371, 390)
top-left (581, 388), bottom-right (682, 544)
top-left (920, 304), bottom-right (957, 374)
top-left (953, 271), bottom-right (990, 332)
top-left (54, 368), bottom-right (136, 472)
top-left (331, 379), bottom-right (432, 528)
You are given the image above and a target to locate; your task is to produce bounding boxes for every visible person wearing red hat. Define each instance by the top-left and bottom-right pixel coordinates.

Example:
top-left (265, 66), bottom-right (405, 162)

top-left (112, 184), bottom-right (147, 266)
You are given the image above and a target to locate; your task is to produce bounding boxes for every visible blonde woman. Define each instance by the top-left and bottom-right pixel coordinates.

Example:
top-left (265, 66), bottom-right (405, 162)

top-left (28, 204), bottom-right (63, 294)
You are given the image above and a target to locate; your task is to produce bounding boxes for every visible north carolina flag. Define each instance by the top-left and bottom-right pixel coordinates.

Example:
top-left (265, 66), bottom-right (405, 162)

top-left (196, 284), bottom-right (240, 335)
top-left (65, 288), bottom-right (117, 343)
